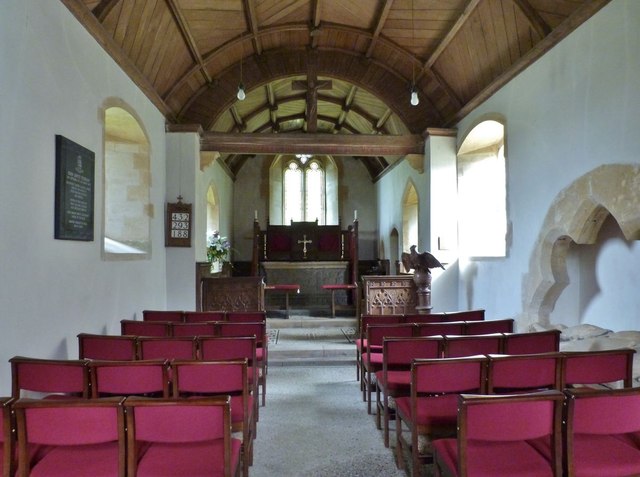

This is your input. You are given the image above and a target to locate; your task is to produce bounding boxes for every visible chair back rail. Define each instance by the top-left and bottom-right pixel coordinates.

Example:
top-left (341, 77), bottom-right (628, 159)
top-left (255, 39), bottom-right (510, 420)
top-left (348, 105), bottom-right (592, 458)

top-left (142, 310), bottom-right (184, 322)
top-left (78, 333), bottom-right (138, 360)
top-left (10, 356), bottom-right (90, 399)
top-left (120, 320), bottom-right (172, 337)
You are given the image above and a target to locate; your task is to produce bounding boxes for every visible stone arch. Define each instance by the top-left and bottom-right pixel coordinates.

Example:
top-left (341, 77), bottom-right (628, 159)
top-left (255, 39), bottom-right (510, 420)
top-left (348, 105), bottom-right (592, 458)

top-left (520, 164), bottom-right (640, 329)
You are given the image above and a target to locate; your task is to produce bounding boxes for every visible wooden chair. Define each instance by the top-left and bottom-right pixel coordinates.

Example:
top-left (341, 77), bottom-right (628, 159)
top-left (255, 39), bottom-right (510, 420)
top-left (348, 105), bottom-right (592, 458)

top-left (198, 337), bottom-right (260, 420)
top-left (120, 320), bottom-right (172, 337)
top-left (432, 390), bottom-right (564, 477)
top-left (415, 322), bottom-right (465, 338)
top-left (216, 322), bottom-right (268, 406)
top-left (136, 337), bottom-right (198, 361)
top-left (89, 360), bottom-right (170, 398)
top-left (362, 323), bottom-right (415, 413)
top-left (404, 313), bottom-right (444, 324)
top-left (564, 387), bottom-right (640, 477)
top-left (1, 397), bottom-right (14, 477)
top-left (78, 333), bottom-right (138, 360)
top-left (171, 322), bottom-right (217, 337)
top-left (395, 356), bottom-right (488, 476)
top-left (502, 329), bottom-right (561, 355)
top-left (14, 397), bottom-right (126, 477)
top-left (124, 396), bottom-right (241, 477)
top-left (356, 315), bottom-right (404, 382)
top-left (142, 310), bottom-right (184, 322)
top-left (442, 334), bottom-right (504, 358)
top-left (10, 356), bottom-right (90, 399)
top-left (172, 359), bottom-right (254, 477)
top-left (561, 348), bottom-right (635, 389)
top-left (183, 311), bottom-right (226, 323)
top-left (464, 318), bottom-right (514, 335)
top-left (441, 309), bottom-right (485, 322)
top-left (486, 353), bottom-right (563, 394)
top-left (375, 337), bottom-right (442, 447)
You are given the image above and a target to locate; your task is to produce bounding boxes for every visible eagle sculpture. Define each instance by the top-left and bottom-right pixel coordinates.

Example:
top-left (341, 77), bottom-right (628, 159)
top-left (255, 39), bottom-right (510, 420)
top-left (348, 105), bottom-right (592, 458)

top-left (401, 245), bottom-right (445, 274)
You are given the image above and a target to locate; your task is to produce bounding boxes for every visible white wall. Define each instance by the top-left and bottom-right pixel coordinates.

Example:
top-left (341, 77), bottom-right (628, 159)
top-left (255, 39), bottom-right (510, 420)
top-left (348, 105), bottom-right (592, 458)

top-left (376, 139), bottom-right (458, 313)
top-left (0, 1), bottom-right (168, 393)
top-left (455, 0), bottom-right (640, 326)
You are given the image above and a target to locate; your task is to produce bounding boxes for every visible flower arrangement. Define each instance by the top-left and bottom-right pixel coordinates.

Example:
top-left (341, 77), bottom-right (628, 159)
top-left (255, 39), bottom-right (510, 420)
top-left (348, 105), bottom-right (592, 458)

top-left (207, 231), bottom-right (231, 263)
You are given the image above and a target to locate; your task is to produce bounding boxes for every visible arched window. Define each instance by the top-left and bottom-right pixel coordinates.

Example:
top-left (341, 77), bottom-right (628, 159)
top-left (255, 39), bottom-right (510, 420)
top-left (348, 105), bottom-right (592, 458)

top-left (283, 158), bottom-right (326, 224)
top-left (402, 182), bottom-right (419, 256)
top-left (103, 105), bottom-right (150, 258)
top-left (458, 119), bottom-right (507, 257)
top-left (206, 184), bottom-right (220, 239)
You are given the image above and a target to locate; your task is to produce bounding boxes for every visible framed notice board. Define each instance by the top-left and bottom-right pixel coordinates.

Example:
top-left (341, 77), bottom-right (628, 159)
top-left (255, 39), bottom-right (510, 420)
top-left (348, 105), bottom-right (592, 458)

top-left (166, 200), bottom-right (192, 247)
top-left (54, 135), bottom-right (95, 241)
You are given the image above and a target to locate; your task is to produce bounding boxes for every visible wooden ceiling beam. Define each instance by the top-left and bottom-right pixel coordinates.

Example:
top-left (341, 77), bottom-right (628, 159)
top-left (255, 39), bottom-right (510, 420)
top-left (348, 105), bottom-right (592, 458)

top-left (92, 0), bottom-right (119, 22)
top-left (366, 0), bottom-right (394, 58)
top-left (243, 0), bottom-right (263, 55)
top-left (424, 0), bottom-right (483, 70)
top-left (165, 0), bottom-right (211, 84)
top-left (200, 132), bottom-right (424, 156)
top-left (311, 0), bottom-right (322, 49)
top-left (510, 0), bottom-right (551, 38)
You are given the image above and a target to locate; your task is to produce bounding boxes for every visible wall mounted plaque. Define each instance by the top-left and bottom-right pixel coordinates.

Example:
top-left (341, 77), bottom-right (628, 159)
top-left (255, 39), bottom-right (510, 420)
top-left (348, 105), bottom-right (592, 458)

top-left (54, 135), bottom-right (95, 241)
top-left (166, 200), bottom-right (192, 247)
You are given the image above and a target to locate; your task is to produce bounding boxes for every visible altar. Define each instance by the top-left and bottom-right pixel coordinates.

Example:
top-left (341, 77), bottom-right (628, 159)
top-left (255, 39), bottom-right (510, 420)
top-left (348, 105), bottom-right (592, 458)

top-left (261, 261), bottom-right (349, 308)
top-left (252, 218), bottom-right (359, 311)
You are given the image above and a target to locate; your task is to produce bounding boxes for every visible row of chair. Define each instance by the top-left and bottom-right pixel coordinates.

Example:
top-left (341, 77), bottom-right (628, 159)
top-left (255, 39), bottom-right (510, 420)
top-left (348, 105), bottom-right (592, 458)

top-left (356, 318), bottom-right (516, 382)
top-left (9, 356), bottom-right (257, 477)
top-left (1, 395), bottom-right (242, 477)
top-left (432, 387), bottom-right (640, 477)
top-left (361, 328), bottom-right (560, 412)
top-left (359, 309), bottom-right (485, 328)
top-left (142, 309), bottom-right (266, 323)
top-left (121, 318), bottom-right (267, 338)
top-left (381, 347), bottom-right (635, 457)
top-left (77, 334), bottom-right (267, 407)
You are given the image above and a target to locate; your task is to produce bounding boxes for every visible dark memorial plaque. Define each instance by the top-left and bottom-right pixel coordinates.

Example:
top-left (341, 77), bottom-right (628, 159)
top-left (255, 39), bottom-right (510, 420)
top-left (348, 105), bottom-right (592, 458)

top-left (54, 135), bottom-right (95, 241)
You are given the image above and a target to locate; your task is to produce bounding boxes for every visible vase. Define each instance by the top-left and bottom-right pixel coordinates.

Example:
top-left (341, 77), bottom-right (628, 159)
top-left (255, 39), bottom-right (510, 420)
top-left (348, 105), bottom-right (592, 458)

top-left (210, 260), bottom-right (222, 274)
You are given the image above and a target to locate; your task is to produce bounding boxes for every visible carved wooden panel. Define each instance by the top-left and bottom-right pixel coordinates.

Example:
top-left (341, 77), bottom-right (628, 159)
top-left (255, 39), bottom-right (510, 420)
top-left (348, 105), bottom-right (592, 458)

top-left (201, 277), bottom-right (264, 312)
top-left (362, 275), bottom-right (417, 315)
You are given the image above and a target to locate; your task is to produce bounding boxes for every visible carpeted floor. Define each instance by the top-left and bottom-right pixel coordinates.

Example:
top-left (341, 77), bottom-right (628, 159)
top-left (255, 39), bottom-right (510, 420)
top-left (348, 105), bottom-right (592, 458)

top-left (250, 365), bottom-right (430, 477)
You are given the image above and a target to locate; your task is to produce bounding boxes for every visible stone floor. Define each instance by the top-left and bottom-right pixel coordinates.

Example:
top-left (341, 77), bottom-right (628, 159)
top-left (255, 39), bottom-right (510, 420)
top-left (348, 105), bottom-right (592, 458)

top-left (251, 313), bottom-right (432, 477)
top-left (266, 313), bottom-right (358, 366)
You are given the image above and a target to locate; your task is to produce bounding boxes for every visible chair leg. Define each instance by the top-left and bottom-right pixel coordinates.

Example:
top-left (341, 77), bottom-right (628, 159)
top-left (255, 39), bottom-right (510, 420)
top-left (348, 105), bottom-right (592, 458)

top-left (396, 414), bottom-right (405, 470)
top-left (411, 426), bottom-right (420, 477)
top-left (375, 384), bottom-right (382, 430)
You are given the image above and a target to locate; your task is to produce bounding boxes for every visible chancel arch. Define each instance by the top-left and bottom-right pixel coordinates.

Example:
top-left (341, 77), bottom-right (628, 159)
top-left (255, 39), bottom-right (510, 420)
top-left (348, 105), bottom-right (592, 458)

top-left (102, 103), bottom-right (151, 259)
top-left (402, 181), bottom-right (419, 256)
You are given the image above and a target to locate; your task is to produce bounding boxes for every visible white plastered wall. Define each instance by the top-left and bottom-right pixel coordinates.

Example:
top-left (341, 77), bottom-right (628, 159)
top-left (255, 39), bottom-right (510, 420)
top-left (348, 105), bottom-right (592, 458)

top-left (0, 1), bottom-right (168, 394)
top-left (455, 0), bottom-right (640, 328)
